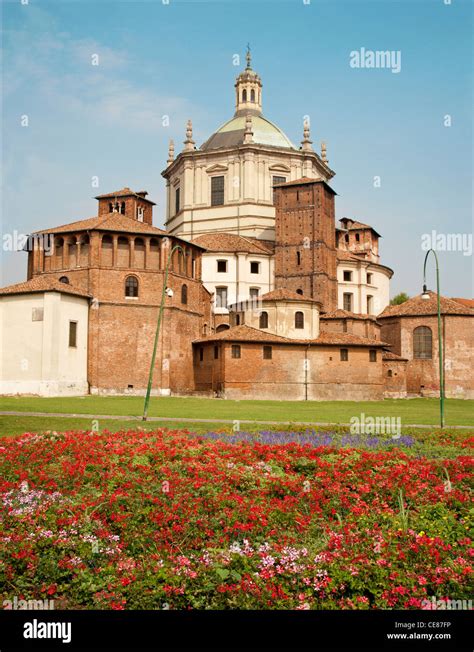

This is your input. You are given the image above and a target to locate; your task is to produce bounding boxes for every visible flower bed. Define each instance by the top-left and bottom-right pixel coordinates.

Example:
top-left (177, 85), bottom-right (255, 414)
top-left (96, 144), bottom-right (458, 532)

top-left (0, 429), bottom-right (472, 609)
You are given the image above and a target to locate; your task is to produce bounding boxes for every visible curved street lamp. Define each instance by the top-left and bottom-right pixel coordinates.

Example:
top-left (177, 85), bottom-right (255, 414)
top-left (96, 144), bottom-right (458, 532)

top-left (421, 249), bottom-right (444, 428)
top-left (142, 242), bottom-right (187, 421)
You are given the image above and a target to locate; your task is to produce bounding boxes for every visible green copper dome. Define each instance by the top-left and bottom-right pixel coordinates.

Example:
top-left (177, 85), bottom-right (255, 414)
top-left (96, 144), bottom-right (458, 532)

top-left (200, 114), bottom-right (296, 151)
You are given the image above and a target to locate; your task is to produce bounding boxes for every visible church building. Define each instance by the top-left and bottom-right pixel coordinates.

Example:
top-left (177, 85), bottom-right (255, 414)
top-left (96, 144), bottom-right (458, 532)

top-left (0, 52), bottom-right (471, 400)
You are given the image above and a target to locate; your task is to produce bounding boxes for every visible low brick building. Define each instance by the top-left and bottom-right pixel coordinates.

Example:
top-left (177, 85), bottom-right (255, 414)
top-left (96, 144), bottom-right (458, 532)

top-left (193, 325), bottom-right (387, 401)
top-left (379, 292), bottom-right (474, 399)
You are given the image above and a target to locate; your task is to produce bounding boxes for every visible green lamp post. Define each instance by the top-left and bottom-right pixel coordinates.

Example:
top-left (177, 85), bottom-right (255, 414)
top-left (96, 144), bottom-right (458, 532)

top-left (421, 249), bottom-right (444, 428)
top-left (142, 242), bottom-right (186, 421)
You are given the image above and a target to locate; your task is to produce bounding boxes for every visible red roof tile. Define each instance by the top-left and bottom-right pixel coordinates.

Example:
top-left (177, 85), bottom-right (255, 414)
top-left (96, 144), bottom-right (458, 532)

top-left (320, 309), bottom-right (378, 321)
top-left (261, 288), bottom-right (320, 303)
top-left (382, 351), bottom-right (408, 361)
top-left (193, 233), bottom-right (274, 255)
top-left (0, 276), bottom-right (92, 298)
top-left (33, 214), bottom-right (205, 248)
top-left (95, 187), bottom-right (155, 204)
top-left (336, 250), bottom-right (362, 262)
top-left (451, 297), bottom-right (474, 309)
top-left (194, 324), bottom-right (387, 347)
top-left (379, 291), bottom-right (474, 318)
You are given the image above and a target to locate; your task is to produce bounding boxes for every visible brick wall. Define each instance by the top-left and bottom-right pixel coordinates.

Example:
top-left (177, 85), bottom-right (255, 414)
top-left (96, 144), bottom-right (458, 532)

top-left (193, 341), bottom-right (384, 400)
top-left (380, 314), bottom-right (474, 398)
top-left (383, 360), bottom-right (407, 398)
top-left (274, 182), bottom-right (337, 312)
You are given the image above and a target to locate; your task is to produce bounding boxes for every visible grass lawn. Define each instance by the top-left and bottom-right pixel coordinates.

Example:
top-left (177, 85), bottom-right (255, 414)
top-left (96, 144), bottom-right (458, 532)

top-left (1, 395), bottom-right (473, 427)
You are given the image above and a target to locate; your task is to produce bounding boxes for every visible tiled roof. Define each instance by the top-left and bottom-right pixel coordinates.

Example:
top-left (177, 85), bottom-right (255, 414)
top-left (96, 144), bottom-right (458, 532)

top-left (95, 187), bottom-right (155, 204)
top-left (33, 214), bottom-right (168, 236)
top-left (0, 276), bottom-right (92, 298)
top-left (378, 291), bottom-right (474, 318)
top-left (339, 218), bottom-right (381, 238)
top-left (451, 297), bottom-right (474, 309)
top-left (382, 351), bottom-right (408, 362)
top-left (320, 309), bottom-right (378, 321)
top-left (336, 250), bottom-right (363, 262)
top-left (261, 288), bottom-right (320, 303)
top-left (193, 233), bottom-right (274, 255)
top-left (33, 214), bottom-right (205, 248)
top-left (340, 218), bottom-right (372, 230)
top-left (194, 324), bottom-right (387, 347)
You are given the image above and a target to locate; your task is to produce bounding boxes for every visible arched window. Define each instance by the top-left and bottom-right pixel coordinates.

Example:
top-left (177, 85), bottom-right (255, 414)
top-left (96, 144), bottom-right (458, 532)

top-left (101, 235), bottom-right (113, 266)
top-left (54, 237), bottom-right (64, 268)
top-left (387, 369), bottom-right (393, 378)
top-left (117, 236), bottom-right (130, 267)
top-left (134, 238), bottom-right (145, 269)
top-left (413, 326), bottom-right (432, 359)
top-left (68, 238), bottom-right (77, 268)
top-left (242, 89), bottom-right (247, 102)
top-left (79, 235), bottom-right (90, 267)
top-left (121, 202), bottom-right (126, 215)
top-left (59, 276), bottom-right (69, 284)
top-left (250, 89), bottom-right (255, 102)
top-left (181, 284), bottom-right (188, 304)
top-left (149, 238), bottom-right (160, 268)
top-left (295, 311), bottom-right (304, 329)
top-left (125, 276), bottom-right (138, 298)
top-left (259, 311), bottom-right (268, 328)
top-left (177, 250), bottom-right (185, 275)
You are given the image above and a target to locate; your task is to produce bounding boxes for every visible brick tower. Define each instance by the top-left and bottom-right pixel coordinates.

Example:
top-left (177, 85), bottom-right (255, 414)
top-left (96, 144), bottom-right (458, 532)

top-left (273, 178), bottom-right (338, 313)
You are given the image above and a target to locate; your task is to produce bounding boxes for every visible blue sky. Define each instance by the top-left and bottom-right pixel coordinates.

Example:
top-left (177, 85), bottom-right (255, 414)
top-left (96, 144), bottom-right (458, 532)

top-left (2, 0), bottom-right (473, 298)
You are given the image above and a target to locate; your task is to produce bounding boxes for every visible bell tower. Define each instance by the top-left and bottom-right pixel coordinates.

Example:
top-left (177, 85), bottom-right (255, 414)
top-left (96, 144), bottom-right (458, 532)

top-left (274, 178), bottom-right (338, 313)
top-left (234, 46), bottom-right (263, 116)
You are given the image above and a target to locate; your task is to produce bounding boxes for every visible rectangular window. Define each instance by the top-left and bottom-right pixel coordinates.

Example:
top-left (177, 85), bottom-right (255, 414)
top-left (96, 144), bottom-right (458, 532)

top-left (211, 176), bottom-right (225, 206)
top-left (215, 287), bottom-right (228, 308)
top-left (340, 348), bottom-right (349, 361)
top-left (175, 187), bottom-right (180, 214)
top-left (249, 288), bottom-right (259, 300)
top-left (217, 260), bottom-right (227, 273)
top-left (343, 270), bottom-right (352, 282)
top-left (367, 295), bottom-right (373, 314)
top-left (263, 345), bottom-right (272, 360)
top-left (32, 307), bottom-right (44, 322)
top-left (367, 273), bottom-right (373, 284)
top-left (199, 347), bottom-right (204, 362)
top-left (69, 321), bottom-right (77, 348)
top-left (231, 344), bottom-right (241, 359)
top-left (343, 293), bottom-right (353, 312)
top-left (214, 346), bottom-right (219, 359)
top-left (250, 261), bottom-right (260, 274)
top-left (369, 349), bottom-right (377, 362)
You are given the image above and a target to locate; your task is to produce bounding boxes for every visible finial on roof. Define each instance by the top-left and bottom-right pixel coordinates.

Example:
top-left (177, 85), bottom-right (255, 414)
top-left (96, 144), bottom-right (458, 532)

top-left (246, 43), bottom-right (251, 69)
top-left (243, 113), bottom-right (253, 144)
top-left (183, 119), bottom-right (195, 152)
top-left (167, 139), bottom-right (175, 165)
top-left (301, 118), bottom-right (313, 152)
top-left (321, 141), bottom-right (328, 164)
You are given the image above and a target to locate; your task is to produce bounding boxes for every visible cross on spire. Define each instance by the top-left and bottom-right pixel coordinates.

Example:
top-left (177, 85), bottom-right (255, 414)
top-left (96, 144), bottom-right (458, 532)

top-left (246, 43), bottom-right (251, 69)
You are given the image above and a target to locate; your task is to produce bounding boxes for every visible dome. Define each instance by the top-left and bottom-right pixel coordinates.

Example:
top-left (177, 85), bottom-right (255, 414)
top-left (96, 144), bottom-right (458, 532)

top-left (201, 114), bottom-right (296, 151)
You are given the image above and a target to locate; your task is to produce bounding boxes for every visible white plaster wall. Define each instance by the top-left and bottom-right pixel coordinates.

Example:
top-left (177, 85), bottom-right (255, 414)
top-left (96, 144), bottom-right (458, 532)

top-left (337, 262), bottom-right (391, 315)
top-left (0, 292), bottom-right (89, 396)
top-left (202, 252), bottom-right (274, 311)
